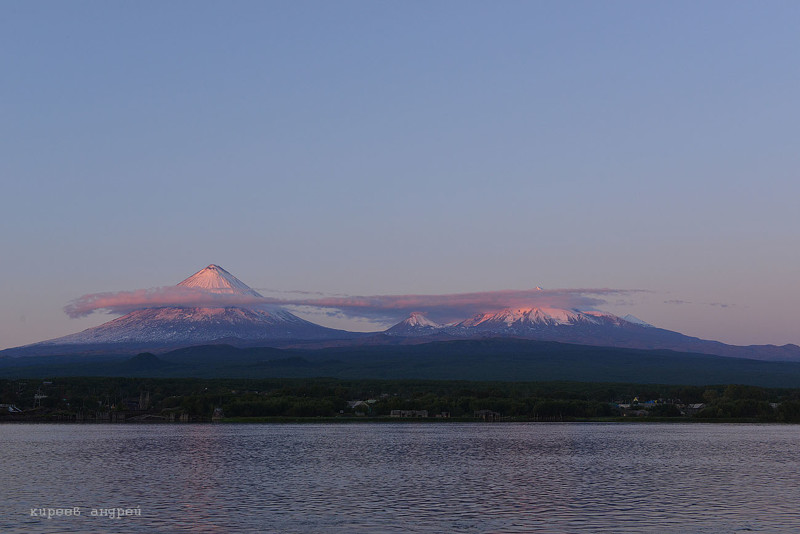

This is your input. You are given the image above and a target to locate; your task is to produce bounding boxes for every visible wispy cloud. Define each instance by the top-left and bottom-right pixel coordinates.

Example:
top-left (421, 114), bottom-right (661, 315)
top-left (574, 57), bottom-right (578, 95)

top-left (254, 288), bottom-right (333, 297)
top-left (707, 302), bottom-right (734, 308)
top-left (282, 288), bottom-right (640, 323)
top-left (662, 299), bottom-right (734, 309)
top-left (65, 285), bottom-right (643, 323)
top-left (64, 287), bottom-right (279, 318)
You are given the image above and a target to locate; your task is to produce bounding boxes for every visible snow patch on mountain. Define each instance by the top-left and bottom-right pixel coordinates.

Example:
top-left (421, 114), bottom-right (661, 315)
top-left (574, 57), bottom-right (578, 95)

top-left (386, 312), bottom-right (444, 336)
top-left (457, 307), bottom-right (600, 328)
top-left (621, 314), bottom-right (654, 327)
top-left (402, 312), bottom-right (442, 328)
top-left (39, 306), bottom-right (328, 345)
top-left (177, 264), bottom-right (262, 297)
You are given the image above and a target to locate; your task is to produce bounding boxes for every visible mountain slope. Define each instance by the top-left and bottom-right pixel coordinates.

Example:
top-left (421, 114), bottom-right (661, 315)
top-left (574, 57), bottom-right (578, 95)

top-left (3, 265), bottom-right (354, 356)
top-left (385, 312), bottom-right (443, 336)
top-left (437, 307), bottom-right (800, 361)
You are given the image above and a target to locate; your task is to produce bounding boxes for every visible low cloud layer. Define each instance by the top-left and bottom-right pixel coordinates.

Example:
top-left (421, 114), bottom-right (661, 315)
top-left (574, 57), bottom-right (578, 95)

top-left (663, 299), bottom-right (735, 309)
top-left (64, 287), bottom-right (277, 318)
top-left (288, 288), bottom-right (640, 323)
top-left (65, 285), bottom-right (642, 324)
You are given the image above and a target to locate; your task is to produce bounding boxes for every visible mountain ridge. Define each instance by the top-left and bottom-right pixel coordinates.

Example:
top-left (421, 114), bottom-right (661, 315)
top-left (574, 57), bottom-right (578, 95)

top-left (3, 265), bottom-right (799, 362)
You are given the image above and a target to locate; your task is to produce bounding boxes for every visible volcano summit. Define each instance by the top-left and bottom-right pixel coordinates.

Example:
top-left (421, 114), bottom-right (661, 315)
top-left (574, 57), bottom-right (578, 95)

top-left (8, 265), bottom-right (352, 356)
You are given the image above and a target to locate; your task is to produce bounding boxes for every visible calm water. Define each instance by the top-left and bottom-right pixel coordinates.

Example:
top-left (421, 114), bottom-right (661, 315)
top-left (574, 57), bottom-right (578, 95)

top-left (2, 423), bottom-right (799, 533)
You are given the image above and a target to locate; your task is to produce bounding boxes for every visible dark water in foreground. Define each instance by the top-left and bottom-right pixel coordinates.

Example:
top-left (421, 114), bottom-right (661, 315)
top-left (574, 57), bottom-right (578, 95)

top-left (2, 423), bottom-right (799, 533)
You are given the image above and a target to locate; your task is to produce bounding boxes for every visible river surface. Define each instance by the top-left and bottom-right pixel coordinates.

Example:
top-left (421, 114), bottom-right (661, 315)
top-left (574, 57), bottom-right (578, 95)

top-left (2, 423), bottom-right (799, 533)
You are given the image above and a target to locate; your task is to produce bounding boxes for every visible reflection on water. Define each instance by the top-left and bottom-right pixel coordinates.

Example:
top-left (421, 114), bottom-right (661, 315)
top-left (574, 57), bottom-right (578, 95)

top-left (3, 423), bottom-right (799, 532)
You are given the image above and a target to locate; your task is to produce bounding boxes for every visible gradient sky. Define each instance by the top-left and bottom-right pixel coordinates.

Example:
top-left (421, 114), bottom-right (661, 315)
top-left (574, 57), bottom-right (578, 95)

top-left (2, 1), bottom-right (799, 350)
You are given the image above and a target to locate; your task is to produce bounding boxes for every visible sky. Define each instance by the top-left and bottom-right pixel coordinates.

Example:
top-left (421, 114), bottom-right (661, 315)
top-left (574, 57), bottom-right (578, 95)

top-left (1, 1), bottom-right (799, 350)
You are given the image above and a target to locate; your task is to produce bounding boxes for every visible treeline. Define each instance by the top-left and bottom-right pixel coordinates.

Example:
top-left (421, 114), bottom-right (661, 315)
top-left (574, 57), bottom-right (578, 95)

top-left (696, 384), bottom-right (800, 421)
top-left (3, 377), bottom-right (800, 421)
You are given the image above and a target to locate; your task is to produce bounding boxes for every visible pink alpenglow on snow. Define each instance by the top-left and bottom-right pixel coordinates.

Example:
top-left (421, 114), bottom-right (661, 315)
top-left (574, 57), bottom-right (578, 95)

top-left (274, 287), bottom-right (644, 324)
top-left (403, 312), bottom-right (443, 328)
top-left (7, 264), bottom-right (796, 362)
top-left (65, 264), bottom-right (642, 325)
top-left (63, 287), bottom-right (279, 318)
top-left (177, 264), bottom-right (262, 296)
top-left (64, 265), bottom-right (280, 318)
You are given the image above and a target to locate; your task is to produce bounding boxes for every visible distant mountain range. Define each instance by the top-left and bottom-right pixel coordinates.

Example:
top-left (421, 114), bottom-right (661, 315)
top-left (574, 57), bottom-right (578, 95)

top-left (381, 310), bottom-right (800, 362)
top-left (2, 264), bottom-right (799, 362)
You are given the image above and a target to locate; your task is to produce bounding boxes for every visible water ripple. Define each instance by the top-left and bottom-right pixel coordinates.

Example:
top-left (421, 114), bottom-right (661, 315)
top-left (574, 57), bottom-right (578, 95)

top-left (2, 423), bottom-right (799, 532)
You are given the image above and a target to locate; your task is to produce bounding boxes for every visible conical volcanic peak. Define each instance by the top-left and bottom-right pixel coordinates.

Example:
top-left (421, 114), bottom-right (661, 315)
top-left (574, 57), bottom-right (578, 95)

top-left (385, 312), bottom-right (444, 336)
top-left (5, 264), bottom-right (354, 353)
top-left (401, 312), bottom-right (442, 328)
top-left (177, 264), bottom-right (262, 297)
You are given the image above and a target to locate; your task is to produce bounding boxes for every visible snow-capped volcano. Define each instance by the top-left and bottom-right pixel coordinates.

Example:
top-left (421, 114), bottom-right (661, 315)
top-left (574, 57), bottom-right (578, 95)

top-left (456, 307), bottom-right (602, 329)
top-left (400, 312), bottom-right (442, 328)
top-left (384, 306), bottom-right (653, 339)
top-left (446, 306), bottom-right (664, 340)
top-left (177, 264), bottom-right (262, 297)
top-left (386, 312), bottom-right (443, 336)
top-left (9, 265), bottom-right (353, 355)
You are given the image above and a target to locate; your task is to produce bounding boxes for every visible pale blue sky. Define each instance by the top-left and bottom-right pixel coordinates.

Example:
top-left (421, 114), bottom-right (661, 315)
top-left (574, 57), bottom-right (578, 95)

top-left (2, 1), bottom-right (799, 349)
